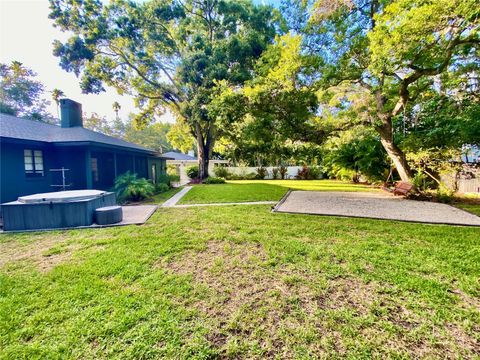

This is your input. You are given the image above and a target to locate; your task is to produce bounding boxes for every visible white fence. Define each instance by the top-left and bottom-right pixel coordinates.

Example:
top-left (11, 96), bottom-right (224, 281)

top-left (224, 166), bottom-right (304, 179)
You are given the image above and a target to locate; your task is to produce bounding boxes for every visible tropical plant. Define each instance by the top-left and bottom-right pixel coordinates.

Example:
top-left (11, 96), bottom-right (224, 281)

top-left (51, 88), bottom-right (64, 119)
top-left (114, 172), bottom-right (154, 203)
top-left (255, 167), bottom-right (268, 179)
top-left (213, 166), bottom-right (231, 179)
top-left (186, 165), bottom-right (199, 179)
top-left (272, 168), bottom-right (280, 179)
top-left (279, 166), bottom-right (288, 180)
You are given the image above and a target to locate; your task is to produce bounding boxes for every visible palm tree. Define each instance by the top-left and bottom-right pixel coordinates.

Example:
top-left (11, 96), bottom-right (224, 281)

top-left (52, 88), bottom-right (65, 119)
top-left (112, 101), bottom-right (121, 120)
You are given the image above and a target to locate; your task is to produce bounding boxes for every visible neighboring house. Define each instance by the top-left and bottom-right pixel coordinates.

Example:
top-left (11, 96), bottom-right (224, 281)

top-left (164, 151), bottom-right (229, 185)
top-left (0, 99), bottom-right (169, 203)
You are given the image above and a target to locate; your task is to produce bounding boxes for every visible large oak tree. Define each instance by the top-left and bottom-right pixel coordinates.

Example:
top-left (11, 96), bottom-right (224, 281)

top-left (287, 0), bottom-right (479, 181)
top-left (49, 0), bottom-right (279, 178)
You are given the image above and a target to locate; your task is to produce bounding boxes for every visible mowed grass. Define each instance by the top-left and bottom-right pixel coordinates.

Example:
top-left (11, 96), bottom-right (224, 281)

top-left (179, 179), bottom-right (377, 204)
top-left (1, 203), bottom-right (479, 358)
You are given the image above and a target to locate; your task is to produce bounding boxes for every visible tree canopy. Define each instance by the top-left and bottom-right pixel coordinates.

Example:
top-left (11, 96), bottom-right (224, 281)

top-left (49, 0), bottom-right (281, 177)
top-left (0, 61), bottom-right (53, 122)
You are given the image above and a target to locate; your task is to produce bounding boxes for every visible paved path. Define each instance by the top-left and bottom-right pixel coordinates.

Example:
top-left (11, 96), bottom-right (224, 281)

top-left (274, 191), bottom-right (480, 226)
top-left (161, 186), bottom-right (192, 207)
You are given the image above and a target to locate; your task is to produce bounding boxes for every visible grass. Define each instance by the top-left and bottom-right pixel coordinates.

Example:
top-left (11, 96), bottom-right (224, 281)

top-left (1, 201), bottom-right (479, 358)
top-left (179, 179), bottom-right (377, 204)
top-left (143, 187), bottom-right (183, 205)
top-left (454, 203), bottom-right (480, 216)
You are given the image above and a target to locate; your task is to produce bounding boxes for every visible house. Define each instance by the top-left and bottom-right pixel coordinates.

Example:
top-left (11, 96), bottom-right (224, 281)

top-left (163, 151), bottom-right (229, 185)
top-left (0, 99), bottom-right (169, 203)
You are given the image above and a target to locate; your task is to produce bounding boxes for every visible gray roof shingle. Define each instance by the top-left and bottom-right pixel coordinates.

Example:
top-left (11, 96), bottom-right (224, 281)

top-left (163, 151), bottom-right (197, 161)
top-left (0, 114), bottom-right (164, 155)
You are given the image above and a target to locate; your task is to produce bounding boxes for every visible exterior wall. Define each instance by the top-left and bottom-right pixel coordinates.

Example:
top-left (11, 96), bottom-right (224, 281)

top-left (1, 141), bottom-right (57, 203)
top-left (1, 139), bottom-right (166, 204)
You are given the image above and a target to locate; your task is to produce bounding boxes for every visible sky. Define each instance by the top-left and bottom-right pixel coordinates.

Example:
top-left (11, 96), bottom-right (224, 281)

top-left (0, 0), bottom-right (280, 123)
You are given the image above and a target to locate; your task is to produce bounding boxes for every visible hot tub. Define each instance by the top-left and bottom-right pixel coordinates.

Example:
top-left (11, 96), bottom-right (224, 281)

top-left (1, 190), bottom-right (116, 231)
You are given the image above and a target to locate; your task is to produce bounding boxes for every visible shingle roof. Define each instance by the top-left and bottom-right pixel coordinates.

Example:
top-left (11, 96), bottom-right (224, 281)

top-left (0, 114), bottom-right (162, 155)
top-left (163, 151), bottom-right (197, 161)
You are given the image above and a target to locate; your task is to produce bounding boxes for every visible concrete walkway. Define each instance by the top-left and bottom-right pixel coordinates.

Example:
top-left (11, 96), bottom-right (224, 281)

top-left (161, 186), bottom-right (192, 207)
top-left (274, 191), bottom-right (480, 226)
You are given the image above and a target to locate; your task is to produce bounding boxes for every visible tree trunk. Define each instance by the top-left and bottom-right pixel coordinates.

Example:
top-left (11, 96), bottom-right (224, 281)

top-left (195, 122), bottom-right (212, 179)
top-left (376, 122), bottom-right (413, 182)
top-left (197, 142), bottom-right (209, 179)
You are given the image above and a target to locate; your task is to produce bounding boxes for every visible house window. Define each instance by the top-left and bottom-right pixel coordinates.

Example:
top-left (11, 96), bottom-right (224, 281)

top-left (24, 149), bottom-right (44, 177)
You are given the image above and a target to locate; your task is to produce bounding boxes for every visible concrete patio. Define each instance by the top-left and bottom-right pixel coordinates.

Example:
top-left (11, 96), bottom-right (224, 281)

top-left (274, 191), bottom-right (480, 226)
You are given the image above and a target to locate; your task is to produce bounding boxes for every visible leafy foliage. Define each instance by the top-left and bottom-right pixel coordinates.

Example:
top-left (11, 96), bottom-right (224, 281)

top-left (154, 183), bottom-right (170, 194)
top-left (322, 127), bottom-right (389, 183)
top-left (255, 167), bottom-right (268, 179)
top-left (213, 166), bottom-right (230, 179)
top-left (0, 61), bottom-right (53, 121)
top-left (186, 165), bottom-right (199, 179)
top-left (114, 172), bottom-right (154, 203)
top-left (49, 0), bottom-right (280, 178)
top-left (203, 177), bottom-right (226, 184)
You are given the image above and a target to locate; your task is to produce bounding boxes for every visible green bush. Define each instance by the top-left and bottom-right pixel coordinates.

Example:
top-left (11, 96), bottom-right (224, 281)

top-left (114, 172), bottom-right (154, 203)
top-left (203, 176), bottom-right (226, 184)
top-left (309, 166), bottom-right (323, 180)
top-left (155, 183), bottom-right (170, 193)
top-left (436, 184), bottom-right (454, 203)
top-left (157, 173), bottom-right (171, 186)
top-left (279, 166), bottom-right (288, 179)
top-left (169, 174), bottom-right (180, 182)
top-left (186, 165), bottom-right (199, 179)
top-left (213, 166), bottom-right (230, 179)
top-left (255, 167), bottom-right (268, 179)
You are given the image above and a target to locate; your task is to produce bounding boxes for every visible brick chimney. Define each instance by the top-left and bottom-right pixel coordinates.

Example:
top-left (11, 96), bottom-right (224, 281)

top-left (60, 99), bottom-right (83, 128)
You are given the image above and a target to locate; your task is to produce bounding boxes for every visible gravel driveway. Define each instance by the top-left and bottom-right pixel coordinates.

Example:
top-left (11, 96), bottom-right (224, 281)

top-left (274, 191), bottom-right (480, 226)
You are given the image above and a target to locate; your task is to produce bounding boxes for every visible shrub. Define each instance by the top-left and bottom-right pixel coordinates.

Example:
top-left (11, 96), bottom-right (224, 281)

top-left (114, 172), bottom-right (154, 203)
top-left (157, 173), bottom-right (171, 186)
top-left (169, 174), bottom-right (180, 183)
top-left (255, 167), bottom-right (268, 179)
top-left (272, 168), bottom-right (279, 179)
top-left (155, 183), bottom-right (170, 193)
top-left (167, 164), bottom-right (178, 176)
top-left (213, 166), bottom-right (230, 179)
top-left (436, 184), bottom-right (454, 203)
top-left (411, 171), bottom-right (435, 192)
top-left (295, 165), bottom-right (311, 180)
top-left (203, 176), bottom-right (226, 184)
top-left (186, 165), bottom-right (199, 179)
top-left (279, 166), bottom-right (288, 179)
top-left (309, 166), bottom-right (323, 180)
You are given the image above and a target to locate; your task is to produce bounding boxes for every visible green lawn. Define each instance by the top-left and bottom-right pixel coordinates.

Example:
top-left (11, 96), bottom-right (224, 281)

top-left (179, 179), bottom-right (377, 204)
top-left (144, 187), bottom-right (183, 204)
top-left (455, 203), bottom-right (480, 216)
top-left (1, 202), bottom-right (479, 358)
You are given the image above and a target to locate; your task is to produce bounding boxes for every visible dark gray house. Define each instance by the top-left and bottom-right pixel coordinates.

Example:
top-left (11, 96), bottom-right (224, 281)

top-left (0, 99), bottom-right (169, 203)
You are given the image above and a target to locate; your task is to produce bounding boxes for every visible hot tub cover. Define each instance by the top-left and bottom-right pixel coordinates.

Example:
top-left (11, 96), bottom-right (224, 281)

top-left (18, 190), bottom-right (107, 204)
